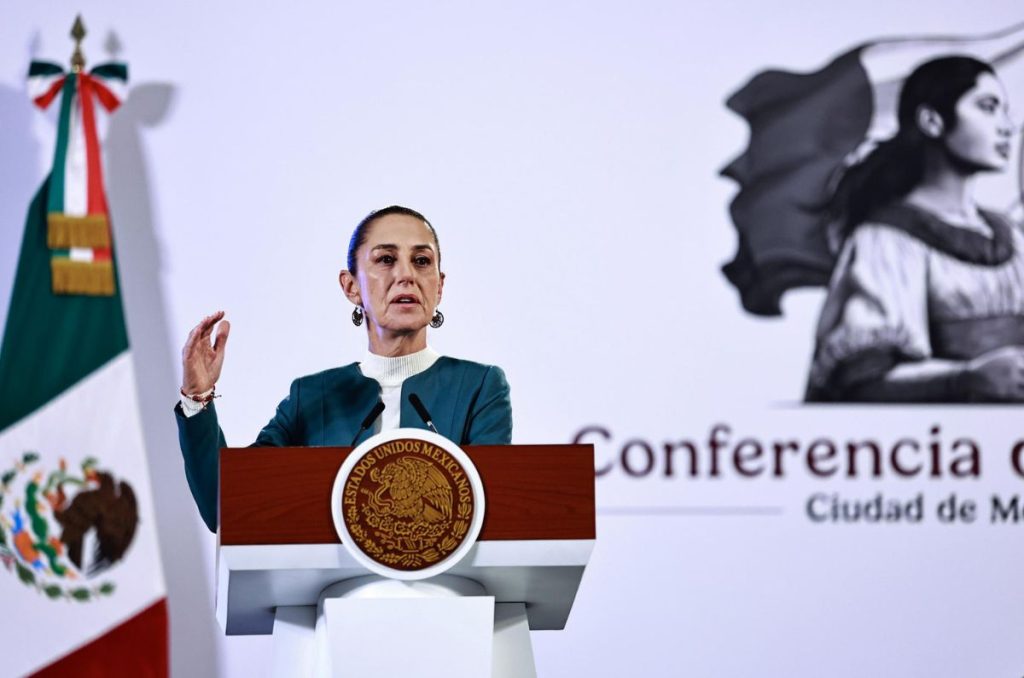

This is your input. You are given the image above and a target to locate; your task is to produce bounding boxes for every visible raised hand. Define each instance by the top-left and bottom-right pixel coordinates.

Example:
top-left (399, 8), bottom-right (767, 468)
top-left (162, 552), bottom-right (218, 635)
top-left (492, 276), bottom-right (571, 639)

top-left (181, 311), bottom-right (231, 394)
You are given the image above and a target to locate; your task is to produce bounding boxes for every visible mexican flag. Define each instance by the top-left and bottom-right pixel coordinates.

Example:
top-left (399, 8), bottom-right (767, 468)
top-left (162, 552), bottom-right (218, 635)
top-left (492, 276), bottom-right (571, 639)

top-left (0, 60), bottom-right (168, 676)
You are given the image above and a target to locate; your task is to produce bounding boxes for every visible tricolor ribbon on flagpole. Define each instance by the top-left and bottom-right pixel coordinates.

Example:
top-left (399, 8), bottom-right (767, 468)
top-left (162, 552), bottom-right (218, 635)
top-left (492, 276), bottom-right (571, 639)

top-left (28, 60), bottom-right (128, 296)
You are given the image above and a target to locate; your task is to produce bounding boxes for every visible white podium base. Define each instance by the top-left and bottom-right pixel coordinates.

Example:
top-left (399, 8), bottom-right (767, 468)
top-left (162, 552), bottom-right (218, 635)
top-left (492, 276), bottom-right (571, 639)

top-left (270, 576), bottom-right (536, 678)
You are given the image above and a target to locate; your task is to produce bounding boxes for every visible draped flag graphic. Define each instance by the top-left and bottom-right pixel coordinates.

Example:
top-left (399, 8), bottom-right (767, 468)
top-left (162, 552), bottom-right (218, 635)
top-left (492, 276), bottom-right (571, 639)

top-left (0, 48), bottom-right (168, 677)
top-left (721, 22), bottom-right (1024, 316)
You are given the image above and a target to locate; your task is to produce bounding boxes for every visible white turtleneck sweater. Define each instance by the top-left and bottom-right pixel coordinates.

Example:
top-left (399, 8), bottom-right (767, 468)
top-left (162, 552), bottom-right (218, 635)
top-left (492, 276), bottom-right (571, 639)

top-left (357, 346), bottom-right (440, 433)
top-left (181, 347), bottom-right (442, 433)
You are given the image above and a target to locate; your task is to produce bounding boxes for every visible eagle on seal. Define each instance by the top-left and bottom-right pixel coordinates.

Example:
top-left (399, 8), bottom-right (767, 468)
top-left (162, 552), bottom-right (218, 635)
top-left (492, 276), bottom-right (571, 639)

top-left (368, 457), bottom-right (453, 523)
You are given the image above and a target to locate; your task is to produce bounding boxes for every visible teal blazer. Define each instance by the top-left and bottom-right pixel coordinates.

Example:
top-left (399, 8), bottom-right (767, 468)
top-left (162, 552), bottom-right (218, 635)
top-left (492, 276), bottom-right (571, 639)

top-left (175, 357), bottom-right (512, 532)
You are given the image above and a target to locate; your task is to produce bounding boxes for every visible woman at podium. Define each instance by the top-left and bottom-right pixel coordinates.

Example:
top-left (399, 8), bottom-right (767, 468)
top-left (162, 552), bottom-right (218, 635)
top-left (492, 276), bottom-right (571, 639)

top-left (174, 206), bottom-right (512, 531)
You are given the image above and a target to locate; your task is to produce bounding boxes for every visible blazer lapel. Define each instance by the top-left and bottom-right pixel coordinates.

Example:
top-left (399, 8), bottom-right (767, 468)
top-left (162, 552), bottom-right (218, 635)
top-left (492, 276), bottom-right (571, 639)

top-left (401, 359), bottom-right (451, 436)
top-left (323, 365), bottom-right (382, 446)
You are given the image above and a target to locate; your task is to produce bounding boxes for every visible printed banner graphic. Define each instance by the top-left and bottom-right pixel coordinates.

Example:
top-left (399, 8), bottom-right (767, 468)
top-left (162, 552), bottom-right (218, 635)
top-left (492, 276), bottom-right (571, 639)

top-left (721, 24), bottom-right (1024, 403)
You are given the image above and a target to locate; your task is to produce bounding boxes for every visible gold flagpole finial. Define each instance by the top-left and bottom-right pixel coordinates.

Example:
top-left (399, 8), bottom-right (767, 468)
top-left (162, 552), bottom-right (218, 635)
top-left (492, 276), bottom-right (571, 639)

top-left (70, 15), bottom-right (86, 73)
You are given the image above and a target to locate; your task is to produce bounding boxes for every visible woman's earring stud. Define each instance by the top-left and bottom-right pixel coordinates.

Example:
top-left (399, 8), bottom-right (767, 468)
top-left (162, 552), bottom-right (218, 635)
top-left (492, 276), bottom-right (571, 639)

top-left (352, 306), bottom-right (364, 326)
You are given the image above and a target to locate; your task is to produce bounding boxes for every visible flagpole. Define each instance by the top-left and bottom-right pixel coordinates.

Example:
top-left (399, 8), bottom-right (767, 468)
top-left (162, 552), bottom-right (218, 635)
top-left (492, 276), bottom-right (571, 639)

top-left (70, 15), bottom-right (86, 73)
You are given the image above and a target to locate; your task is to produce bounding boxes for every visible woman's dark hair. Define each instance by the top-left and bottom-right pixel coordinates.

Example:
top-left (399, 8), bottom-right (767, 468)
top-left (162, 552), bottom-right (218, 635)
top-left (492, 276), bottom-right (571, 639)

top-left (829, 56), bottom-right (995, 236)
top-left (346, 205), bottom-right (441, 273)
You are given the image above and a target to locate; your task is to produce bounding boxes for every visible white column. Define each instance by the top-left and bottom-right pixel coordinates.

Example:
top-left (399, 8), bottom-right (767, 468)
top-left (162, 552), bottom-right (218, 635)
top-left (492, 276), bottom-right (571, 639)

top-left (271, 606), bottom-right (317, 678)
top-left (317, 575), bottom-right (494, 678)
top-left (493, 603), bottom-right (537, 678)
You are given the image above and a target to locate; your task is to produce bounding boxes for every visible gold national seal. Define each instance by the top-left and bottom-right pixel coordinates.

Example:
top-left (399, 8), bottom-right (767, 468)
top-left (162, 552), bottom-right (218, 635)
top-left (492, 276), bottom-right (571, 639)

top-left (341, 438), bottom-right (476, 571)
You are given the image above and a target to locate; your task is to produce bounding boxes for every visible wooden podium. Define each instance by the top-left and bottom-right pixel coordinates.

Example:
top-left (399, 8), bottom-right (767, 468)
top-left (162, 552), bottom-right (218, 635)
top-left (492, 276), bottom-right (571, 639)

top-left (217, 444), bottom-right (595, 677)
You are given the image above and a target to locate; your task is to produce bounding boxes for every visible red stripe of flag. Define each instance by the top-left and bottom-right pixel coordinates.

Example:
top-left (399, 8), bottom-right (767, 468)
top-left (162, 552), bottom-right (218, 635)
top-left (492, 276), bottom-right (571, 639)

top-left (30, 598), bottom-right (169, 678)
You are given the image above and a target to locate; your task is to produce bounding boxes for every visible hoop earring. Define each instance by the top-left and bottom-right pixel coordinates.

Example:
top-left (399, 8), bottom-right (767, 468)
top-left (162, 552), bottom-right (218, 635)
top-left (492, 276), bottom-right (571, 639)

top-left (351, 306), bottom-right (364, 326)
top-left (430, 309), bottom-right (444, 328)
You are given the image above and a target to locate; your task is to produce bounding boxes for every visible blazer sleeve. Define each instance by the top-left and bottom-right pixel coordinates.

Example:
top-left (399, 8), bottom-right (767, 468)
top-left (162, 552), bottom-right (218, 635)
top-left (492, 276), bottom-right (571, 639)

top-left (175, 401), bottom-right (227, 532)
top-left (464, 365), bottom-right (513, 444)
top-left (175, 378), bottom-right (303, 532)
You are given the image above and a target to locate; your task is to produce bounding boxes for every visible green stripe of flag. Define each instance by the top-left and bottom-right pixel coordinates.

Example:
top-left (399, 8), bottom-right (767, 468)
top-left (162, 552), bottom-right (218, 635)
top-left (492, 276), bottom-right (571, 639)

top-left (0, 176), bottom-right (128, 432)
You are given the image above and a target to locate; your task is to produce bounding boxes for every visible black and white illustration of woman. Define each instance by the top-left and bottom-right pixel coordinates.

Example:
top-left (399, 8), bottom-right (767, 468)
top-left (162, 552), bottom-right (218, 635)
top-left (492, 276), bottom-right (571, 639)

top-left (806, 56), bottom-right (1024, 402)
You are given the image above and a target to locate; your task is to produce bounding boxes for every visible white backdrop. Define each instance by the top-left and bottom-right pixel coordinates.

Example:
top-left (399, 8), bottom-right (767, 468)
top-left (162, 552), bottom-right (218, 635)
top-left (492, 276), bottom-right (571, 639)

top-left (3, 3), bottom-right (1024, 676)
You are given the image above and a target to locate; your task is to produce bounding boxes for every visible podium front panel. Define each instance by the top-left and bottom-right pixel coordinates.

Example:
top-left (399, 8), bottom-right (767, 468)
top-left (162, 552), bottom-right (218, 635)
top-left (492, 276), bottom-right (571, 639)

top-left (220, 444), bottom-right (595, 545)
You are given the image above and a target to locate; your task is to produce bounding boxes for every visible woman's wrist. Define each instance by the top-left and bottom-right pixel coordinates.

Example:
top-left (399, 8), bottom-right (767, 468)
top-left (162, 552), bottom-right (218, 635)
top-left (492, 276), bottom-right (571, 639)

top-left (180, 385), bottom-right (216, 403)
top-left (179, 385), bottom-right (217, 419)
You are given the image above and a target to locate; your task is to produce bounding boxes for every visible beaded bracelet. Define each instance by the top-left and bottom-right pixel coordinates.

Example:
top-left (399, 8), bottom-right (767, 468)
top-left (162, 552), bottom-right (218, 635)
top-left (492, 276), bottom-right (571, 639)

top-left (180, 386), bottom-right (217, 404)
